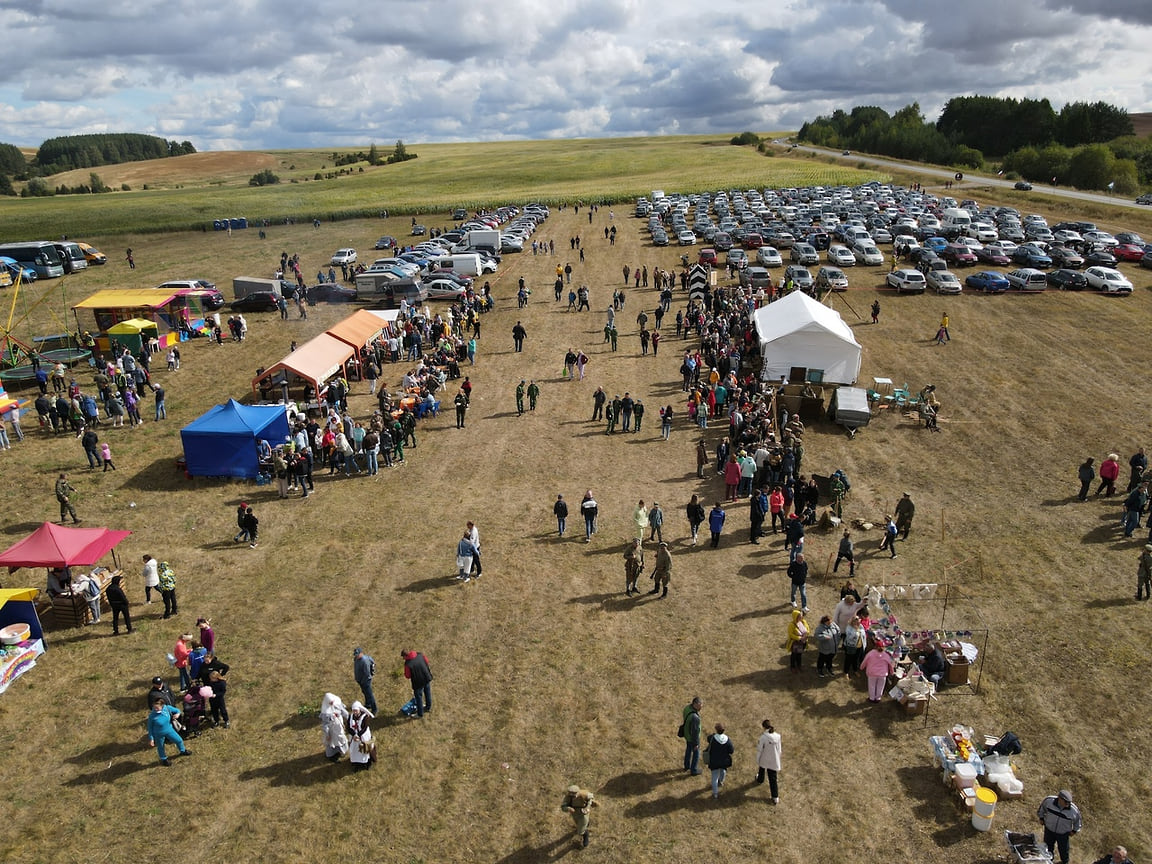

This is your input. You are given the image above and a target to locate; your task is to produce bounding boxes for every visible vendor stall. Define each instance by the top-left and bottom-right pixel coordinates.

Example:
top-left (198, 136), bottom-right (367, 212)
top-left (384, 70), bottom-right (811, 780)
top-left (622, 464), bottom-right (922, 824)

top-left (251, 333), bottom-right (354, 403)
top-left (930, 724), bottom-right (1024, 831)
top-left (0, 588), bottom-right (47, 696)
top-left (106, 318), bottom-right (159, 355)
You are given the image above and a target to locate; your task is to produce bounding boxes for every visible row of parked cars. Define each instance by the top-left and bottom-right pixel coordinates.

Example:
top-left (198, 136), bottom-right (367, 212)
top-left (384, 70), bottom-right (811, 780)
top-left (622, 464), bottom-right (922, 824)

top-left (641, 184), bottom-right (1144, 297)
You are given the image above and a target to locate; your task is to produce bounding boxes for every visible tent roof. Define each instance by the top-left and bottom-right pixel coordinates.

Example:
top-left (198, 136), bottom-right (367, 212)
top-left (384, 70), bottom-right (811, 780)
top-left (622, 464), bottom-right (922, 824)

top-left (73, 289), bottom-right (179, 310)
top-left (107, 318), bottom-right (160, 334)
top-left (253, 333), bottom-right (353, 391)
top-left (364, 309), bottom-right (401, 323)
top-left (752, 291), bottom-right (861, 349)
top-left (0, 588), bottom-right (41, 604)
top-left (0, 522), bottom-right (131, 570)
top-left (326, 309), bottom-right (385, 351)
top-left (181, 398), bottom-right (288, 436)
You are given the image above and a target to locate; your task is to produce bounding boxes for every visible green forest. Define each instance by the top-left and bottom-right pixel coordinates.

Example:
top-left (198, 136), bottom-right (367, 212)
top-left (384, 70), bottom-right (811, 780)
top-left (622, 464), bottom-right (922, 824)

top-left (0, 133), bottom-right (197, 195)
top-left (798, 97), bottom-right (1150, 193)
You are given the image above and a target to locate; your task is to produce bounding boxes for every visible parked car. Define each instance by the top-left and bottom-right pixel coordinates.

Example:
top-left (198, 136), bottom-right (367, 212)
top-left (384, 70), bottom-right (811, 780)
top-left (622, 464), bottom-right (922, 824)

top-left (1082, 248), bottom-right (1117, 267)
top-left (1046, 269), bottom-right (1088, 291)
top-left (309, 283), bottom-right (359, 302)
top-left (77, 242), bottom-right (107, 265)
top-left (790, 243), bottom-right (819, 265)
top-left (975, 245), bottom-right (1012, 266)
top-left (927, 270), bottom-right (962, 295)
top-left (0, 256), bottom-right (37, 282)
top-left (965, 271), bottom-right (1010, 293)
top-left (374, 236), bottom-right (397, 250)
top-left (330, 248), bottom-right (357, 266)
top-left (677, 230), bottom-right (697, 246)
top-left (1011, 244), bottom-right (1052, 269)
top-left (698, 248), bottom-right (718, 266)
top-left (815, 266), bottom-right (849, 292)
top-left (421, 277), bottom-right (468, 300)
top-left (1081, 230), bottom-right (1118, 248)
top-left (757, 246), bottom-right (783, 267)
top-left (741, 233), bottom-right (764, 250)
top-left (1048, 246), bottom-right (1085, 269)
top-left (783, 265), bottom-right (814, 292)
top-left (651, 230), bottom-right (669, 247)
top-left (886, 268), bottom-right (927, 293)
top-left (852, 242), bottom-right (883, 266)
top-left (230, 290), bottom-right (280, 312)
top-left (157, 279), bottom-right (226, 310)
top-left (1114, 243), bottom-right (1145, 262)
top-left (726, 248), bottom-right (748, 267)
top-left (1006, 268), bottom-right (1047, 292)
top-left (826, 244), bottom-right (856, 266)
top-left (1083, 266), bottom-right (1133, 294)
top-left (941, 243), bottom-right (977, 266)
top-left (411, 225), bottom-right (426, 236)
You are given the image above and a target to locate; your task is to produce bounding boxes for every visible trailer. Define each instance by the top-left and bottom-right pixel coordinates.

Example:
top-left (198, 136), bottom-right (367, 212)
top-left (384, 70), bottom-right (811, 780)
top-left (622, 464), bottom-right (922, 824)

top-left (828, 386), bottom-right (871, 437)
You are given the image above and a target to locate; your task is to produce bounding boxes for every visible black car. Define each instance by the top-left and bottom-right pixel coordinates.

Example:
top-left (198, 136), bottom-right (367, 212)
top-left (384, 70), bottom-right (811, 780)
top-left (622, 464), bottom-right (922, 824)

top-left (1013, 181), bottom-right (1033, 191)
top-left (229, 291), bottom-right (280, 312)
top-left (1046, 269), bottom-right (1088, 291)
top-left (374, 236), bottom-right (397, 250)
top-left (1082, 248), bottom-right (1117, 267)
top-left (308, 283), bottom-right (359, 303)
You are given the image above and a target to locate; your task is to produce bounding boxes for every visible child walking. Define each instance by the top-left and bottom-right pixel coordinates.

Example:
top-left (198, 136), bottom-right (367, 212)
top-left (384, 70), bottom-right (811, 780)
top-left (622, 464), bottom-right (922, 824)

top-left (100, 442), bottom-right (116, 471)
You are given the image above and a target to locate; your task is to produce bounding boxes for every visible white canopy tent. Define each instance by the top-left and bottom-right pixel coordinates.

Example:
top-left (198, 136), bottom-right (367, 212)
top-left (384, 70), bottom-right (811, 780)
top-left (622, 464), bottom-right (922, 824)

top-left (752, 292), bottom-right (862, 385)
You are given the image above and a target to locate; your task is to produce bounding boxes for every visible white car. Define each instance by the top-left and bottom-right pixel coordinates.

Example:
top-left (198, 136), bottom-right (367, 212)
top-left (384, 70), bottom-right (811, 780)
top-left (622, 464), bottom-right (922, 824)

top-left (927, 270), bottom-right (962, 295)
top-left (757, 246), bottom-right (783, 267)
top-left (421, 277), bottom-right (469, 300)
top-left (1083, 266), bottom-right (1133, 294)
top-left (827, 244), bottom-right (856, 266)
top-left (369, 258), bottom-right (418, 277)
top-left (815, 266), bottom-right (849, 291)
top-left (677, 230), bottom-right (697, 246)
top-left (853, 242), bottom-right (884, 266)
top-left (1006, 268), bottom-right (1047, 292)
top-left (330, 248), bottom-right (357, 266)
top-left (1082, 230), bottom-right (1118, 248)
top-left (886, 268), bottom-right (926, 293)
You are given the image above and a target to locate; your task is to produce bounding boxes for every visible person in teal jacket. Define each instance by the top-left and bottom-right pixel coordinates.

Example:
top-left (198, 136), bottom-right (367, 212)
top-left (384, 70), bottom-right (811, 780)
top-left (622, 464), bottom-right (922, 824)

top-left (146, 696), bottom-right (191, 765)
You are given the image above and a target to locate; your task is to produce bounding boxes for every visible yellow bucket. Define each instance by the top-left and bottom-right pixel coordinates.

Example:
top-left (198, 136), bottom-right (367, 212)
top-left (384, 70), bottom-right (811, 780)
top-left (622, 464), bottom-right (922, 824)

top-left (974, 786), bottom-right (997, 818)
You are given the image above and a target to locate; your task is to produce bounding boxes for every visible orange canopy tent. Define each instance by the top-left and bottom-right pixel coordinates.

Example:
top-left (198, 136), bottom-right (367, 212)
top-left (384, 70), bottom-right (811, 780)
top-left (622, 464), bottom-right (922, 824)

top-left (251, 333), bottom-right (353, 400)
top-left (326, 309), bottom-right (386, 365)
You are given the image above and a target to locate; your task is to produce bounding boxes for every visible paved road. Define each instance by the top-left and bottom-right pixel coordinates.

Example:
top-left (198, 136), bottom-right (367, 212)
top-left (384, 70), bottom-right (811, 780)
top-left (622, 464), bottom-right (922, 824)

top-left (778, 141), bottom-right (1148, 213)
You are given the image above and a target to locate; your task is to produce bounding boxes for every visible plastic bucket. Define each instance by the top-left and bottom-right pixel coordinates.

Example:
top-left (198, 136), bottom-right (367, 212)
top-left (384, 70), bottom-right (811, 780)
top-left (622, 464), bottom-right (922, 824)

top-left (971, 812), bottom-right (994, 832)
top-left (954, 763), bottom-right (977, 788)
top-left (974, 787), bottom-right (997, 817)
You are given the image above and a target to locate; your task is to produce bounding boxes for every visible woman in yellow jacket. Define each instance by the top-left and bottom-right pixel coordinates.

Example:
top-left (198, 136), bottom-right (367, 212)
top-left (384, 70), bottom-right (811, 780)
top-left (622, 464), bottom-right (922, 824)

top-left (785, 609), bottom-right (810, 674)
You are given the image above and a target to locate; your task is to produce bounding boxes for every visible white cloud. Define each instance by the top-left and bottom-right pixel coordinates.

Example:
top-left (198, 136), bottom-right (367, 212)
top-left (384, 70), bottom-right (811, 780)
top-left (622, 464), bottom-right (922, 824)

top-left (0, 0), bottom-right (1148, 150)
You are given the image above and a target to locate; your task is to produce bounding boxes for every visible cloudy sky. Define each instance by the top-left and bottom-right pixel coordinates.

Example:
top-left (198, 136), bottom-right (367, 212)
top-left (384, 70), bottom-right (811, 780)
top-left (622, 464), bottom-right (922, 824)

top-left (1, 0), bottom-right (1150, 152)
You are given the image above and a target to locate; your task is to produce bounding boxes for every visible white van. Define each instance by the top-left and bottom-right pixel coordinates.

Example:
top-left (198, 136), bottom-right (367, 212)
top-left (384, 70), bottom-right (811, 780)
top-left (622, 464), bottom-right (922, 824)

top-left (941, 208), bottom-right (972, 236)
top-left (430, 253), bottom-right (485, 277)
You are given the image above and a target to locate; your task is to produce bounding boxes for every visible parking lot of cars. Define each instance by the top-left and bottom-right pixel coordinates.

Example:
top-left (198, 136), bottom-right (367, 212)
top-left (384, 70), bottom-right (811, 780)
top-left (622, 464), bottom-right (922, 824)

top-left (634, 183), bottom-right (1148, 299)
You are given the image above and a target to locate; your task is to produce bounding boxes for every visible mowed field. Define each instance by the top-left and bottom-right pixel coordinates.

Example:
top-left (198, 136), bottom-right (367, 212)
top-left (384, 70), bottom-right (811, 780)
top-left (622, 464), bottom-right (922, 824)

top-left (0, 155), bottom-right (1151, 864)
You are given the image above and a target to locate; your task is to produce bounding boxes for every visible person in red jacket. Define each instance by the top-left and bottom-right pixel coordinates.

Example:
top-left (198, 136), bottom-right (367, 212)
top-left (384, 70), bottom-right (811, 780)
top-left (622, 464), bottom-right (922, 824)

top-left (402, 649), bottom-right (433, 718)
top-left (1097, 453), bottom-right (1121, 497)
top-left (768, 486), bottom-right (785, 533)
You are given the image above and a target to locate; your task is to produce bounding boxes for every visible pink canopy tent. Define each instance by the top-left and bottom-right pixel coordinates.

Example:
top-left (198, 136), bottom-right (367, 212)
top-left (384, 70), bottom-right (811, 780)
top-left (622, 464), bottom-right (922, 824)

top-left (0, 522), bottom-right (132, 575)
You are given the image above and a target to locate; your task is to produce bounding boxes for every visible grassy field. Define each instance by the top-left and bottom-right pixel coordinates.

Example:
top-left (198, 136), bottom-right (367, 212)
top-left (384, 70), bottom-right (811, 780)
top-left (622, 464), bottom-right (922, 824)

top-left (0, 136), bottom-right (881, 239)
top-left (0, 150), bottom-right (1151, 864)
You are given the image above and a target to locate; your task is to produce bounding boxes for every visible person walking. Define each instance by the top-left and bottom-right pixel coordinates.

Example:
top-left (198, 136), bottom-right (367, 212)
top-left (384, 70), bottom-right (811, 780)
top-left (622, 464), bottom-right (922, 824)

top-left (834, 529), bottom-right (855, 575)
top-left (515, 380), bottom-right (526, 416)
top-left (352, 647), bottom-right (378, 714)
top-left (860, 644), bottom-right (895, 703)
top-left (580, 491), bottom-right (598, 542)
top-left (788, 553), bottom-right (809, 610)
top-left (560, 784), bottom-right (599, 848)
top-left (624, 538), bottom-right (644, 596)
top-left (1128, 448), bottom-right (1148, 492)
top-left (686, 494), bottom-right (706, 546)
top-left (1097, 453), bottom-right (1121, 497)
top-left (511, 321), bottom-right (527, 352)
top-left (813, 615), bottom-right (840, 678)
top-left (455, 532), bottom-right (476, 582)
top-left (106, 573), bottom-right (132, 634)
top-left (1037, 790), bottom-right (1082, 864)
top-left (141, 553), bottom-right (159, 604)
top-left (708, 501), bottom-right (726, 548)
top-left (785, 609), bottom-right (809, 673)
top-left (527, 380), bottom-right (540, 411)
top-left (242, 506), bottom-right (259, 548)
top-left (631, 499), bottom-right (649, 544)
top-left (878, 515), bottom-right (898, 559)
top-left (648, 542), bottom-right (672, 597)
top-left (154, 385), bottom-right (166, 421)
top-left (681, 696), bottom-right (703, 775)
top-left (146, 695), bottom-right (190, 766)
top-left (55, 473), bottom-right (80, 523)
top-left (870, 299), bottom-right (880, 324)
top-left (156, 559), bottom-right (178, 619)
top-left (648, 501), bottom-right (664, 543)
top-left (553, 494), bottom-right (568, 537)
top-left (704, 724), bottom-right (734, 799)
top-left (402, 648), bottom-right (433, 718)
top-left (696, 439), bottom-right (709, 478)
top-left (755, 719), bottom-right (782, 804)
top-left (591, 387), bottom-right (606, 421)
top-left (1122, 483), bottom-right (1149, 538)
top-left (454, 388), bottom-right (468, 428)
top-left (1138, 544), bottom-right (1152, 602)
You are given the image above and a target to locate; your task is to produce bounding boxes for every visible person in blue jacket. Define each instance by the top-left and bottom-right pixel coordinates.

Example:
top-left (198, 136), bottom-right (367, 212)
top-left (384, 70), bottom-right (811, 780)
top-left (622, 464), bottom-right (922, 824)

top-left (146, 695), bottom-right (191, 766)
top-left (708, 502), bottom-right (726, 548)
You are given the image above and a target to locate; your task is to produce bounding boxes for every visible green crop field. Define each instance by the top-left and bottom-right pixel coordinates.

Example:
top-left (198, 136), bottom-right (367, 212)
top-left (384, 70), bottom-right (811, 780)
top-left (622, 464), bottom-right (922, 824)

top-left (0, 136), bottom-right (883, 240)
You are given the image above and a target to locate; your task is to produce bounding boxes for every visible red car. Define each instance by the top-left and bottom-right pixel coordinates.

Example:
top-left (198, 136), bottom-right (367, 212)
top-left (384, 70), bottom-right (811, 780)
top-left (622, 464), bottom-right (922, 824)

top-left (698, 248), bottom-right (718, 266)
top-left (942, 243), bottom-right (977, 266)
top-left (741, 233), bottom-right (764, 250)
top-left (1114, 243), bottom-right (1146, 262)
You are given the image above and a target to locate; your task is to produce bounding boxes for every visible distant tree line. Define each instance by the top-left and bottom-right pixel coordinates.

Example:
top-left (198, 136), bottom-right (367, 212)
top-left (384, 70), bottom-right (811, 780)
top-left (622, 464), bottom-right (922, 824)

top-left (798, 96), bottom-right (1148, 192)
top-left (33, 133), bottom-right (195, 175)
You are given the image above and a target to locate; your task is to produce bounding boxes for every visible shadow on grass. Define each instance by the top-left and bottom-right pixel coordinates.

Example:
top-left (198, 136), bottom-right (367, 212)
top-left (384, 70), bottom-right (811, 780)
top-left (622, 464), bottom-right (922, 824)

top-left (656, 471), bottom-right (701, 483)
top-left (893, 764), bottom-right (951, 824)
top-left (1, 520), bottom-right (46, 535)
top-left (1084, 597), bottom-right (1136, 609)
top-left (117, 456), bottom-right (188, 491)
top-left (237, 752), bottom-right (351, 786)
top-left (1080, 524), bottom-right (1123, 544)
top-left (730, 604), bottom-right (788, 622)
top-left (65, 758), bottom-right (155, 785)
top-left (626, 779), bottom-right (758, 817)
top-left (65, 739), bottom-right (143, 766)
top-left (568, 591), bottom-right (661, 611)
top-left (600, 768), bottom-right (681, 797)
top-left (1041, 496), bottom-right (1083, 507)
top-left (492, 835), bottom-right (574, 863)
top-left (269, 712), bottom-right (316, 733)
top-left (396, 575), bottom-right (457, 593)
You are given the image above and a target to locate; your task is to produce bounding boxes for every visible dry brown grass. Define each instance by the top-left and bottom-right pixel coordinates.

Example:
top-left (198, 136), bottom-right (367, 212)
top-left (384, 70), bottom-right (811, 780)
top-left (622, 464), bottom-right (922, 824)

top-left (0, 186), bottom-right (1151, 864)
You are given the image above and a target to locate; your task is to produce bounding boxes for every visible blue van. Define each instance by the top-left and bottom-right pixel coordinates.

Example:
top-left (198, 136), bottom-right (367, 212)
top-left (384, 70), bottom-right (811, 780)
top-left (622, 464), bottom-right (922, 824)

top-left (0, 241), bottom-right (66, 278)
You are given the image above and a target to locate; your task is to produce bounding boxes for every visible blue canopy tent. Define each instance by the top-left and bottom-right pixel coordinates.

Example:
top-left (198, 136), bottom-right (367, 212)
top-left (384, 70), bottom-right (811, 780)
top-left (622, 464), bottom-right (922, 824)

top-left (180, 399), bottom-right (291, 478)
